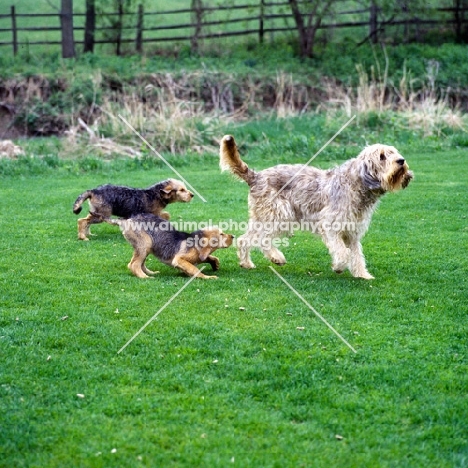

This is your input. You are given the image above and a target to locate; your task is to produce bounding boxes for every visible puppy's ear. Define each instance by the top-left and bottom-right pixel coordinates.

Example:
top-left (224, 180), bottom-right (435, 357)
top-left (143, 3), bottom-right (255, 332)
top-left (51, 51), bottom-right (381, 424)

top-left (197, 247), bottom-right (212, 263)
top-left (362, 163), bottom-right (382, 190)
top-left (160, 185), bottom-right (173, 198)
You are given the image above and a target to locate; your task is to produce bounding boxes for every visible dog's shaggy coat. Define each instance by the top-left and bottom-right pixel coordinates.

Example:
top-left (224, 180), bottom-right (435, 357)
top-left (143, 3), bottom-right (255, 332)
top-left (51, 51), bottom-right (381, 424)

top-left (109, 214), bottom-right (234, 279)
top-left (73, 179), bottom-right (193, 240)
top-left (220, 135), bottom-right (413, 279)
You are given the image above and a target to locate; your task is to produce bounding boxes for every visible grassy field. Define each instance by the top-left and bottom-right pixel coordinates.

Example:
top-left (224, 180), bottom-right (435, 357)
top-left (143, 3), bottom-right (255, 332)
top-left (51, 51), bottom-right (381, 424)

top-left (1, 129), bottom-right (467, 466)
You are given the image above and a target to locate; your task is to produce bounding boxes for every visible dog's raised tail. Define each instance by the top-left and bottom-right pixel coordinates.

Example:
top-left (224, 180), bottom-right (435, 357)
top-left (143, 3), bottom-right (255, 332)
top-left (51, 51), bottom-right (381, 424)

top-left (72, 191), bottom-right (92, 214)
top-left (219, 135), bottom-right (255, 186)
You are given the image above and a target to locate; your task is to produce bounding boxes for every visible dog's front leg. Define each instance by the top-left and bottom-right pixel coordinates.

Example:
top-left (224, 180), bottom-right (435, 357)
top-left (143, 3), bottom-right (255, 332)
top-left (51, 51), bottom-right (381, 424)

top-left (205, 255), bottom-right (220, 271)
top-left (348, 239), bottom-right (374, 279)
top-left (172, 256), bottom-right (218, 279)
top-left (322, 231), bottom-right (350, 275)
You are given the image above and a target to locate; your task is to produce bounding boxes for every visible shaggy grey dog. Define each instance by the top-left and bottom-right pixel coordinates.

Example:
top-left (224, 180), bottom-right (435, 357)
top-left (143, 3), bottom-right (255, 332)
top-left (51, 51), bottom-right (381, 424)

top-left (220, 135), bottom-right (413, 279)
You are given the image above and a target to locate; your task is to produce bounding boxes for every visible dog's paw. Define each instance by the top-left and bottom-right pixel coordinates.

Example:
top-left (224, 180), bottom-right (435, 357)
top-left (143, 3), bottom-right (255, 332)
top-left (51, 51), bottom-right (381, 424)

top-left (356, 272), bottom-right (374, 280)
top-left (240, 261), bottom-right (256, 269)
top-left (270, 257), bottom-right (286, 266)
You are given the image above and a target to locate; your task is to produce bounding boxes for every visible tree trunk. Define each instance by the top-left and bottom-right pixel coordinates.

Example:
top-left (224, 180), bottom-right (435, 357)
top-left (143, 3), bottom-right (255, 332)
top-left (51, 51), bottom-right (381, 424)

top-left (60, 0), bottom-right (76, 58)
top-left (191, 0), bottom-right (204, 54)
top-left (288, 0), bottom-right (332, 58)
top-left (83, 0), bottom-right (95, 53)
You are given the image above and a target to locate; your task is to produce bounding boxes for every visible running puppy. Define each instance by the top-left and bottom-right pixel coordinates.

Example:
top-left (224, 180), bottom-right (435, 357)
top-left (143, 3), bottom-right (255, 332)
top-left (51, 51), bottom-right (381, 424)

top-left (109, 214), bottom-right (234, 279)
top-left (73, 179), bottom-right (193, 240)
top-left (220, 135), bottom-right (413, 279)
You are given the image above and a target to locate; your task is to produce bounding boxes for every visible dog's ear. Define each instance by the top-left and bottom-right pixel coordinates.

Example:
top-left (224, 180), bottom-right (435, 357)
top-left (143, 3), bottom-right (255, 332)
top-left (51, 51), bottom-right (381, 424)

top-left (192, 233), bottom-right (212, 262)
top-left (362, 163), bottom-right (382, 190)
top-left (160, 185), bottom-right (173, 198)
top-left (197, 247), bottom-right (212, 263)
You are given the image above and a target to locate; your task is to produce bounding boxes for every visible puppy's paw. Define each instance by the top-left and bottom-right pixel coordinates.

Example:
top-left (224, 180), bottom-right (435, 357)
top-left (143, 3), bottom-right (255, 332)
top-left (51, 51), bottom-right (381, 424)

top-left (240, 261), bottom-right (256, 269)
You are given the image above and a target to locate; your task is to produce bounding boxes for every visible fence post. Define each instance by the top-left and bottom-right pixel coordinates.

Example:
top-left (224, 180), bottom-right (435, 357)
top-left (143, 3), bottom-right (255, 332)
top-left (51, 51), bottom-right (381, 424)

top-left (84, 0), bottom-right (96, 53)
top-left (136, 3), bottom-right (143, 53)
top-left (259, 0), bottom-right (265, 44)
top-left (369, 1), bottom-right (378, 43)
top-left (11, 5), bottom-right (18, 56)
top-left (116, 0), bottom-right (123, 55)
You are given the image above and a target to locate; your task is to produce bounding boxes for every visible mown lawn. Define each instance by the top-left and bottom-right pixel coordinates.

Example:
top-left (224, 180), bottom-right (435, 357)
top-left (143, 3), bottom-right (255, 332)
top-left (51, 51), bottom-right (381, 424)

top-left (0, 141), bottom-right (467, 467)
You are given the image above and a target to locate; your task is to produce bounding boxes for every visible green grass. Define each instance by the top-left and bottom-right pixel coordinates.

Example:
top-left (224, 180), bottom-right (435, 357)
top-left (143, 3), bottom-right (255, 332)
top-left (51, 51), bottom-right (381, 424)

top-left (0, 130), bottom-right (467, 467)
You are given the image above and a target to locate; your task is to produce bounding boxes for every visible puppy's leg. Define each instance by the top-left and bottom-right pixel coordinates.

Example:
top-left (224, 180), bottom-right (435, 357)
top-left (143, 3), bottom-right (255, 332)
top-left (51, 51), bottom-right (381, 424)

top-left (172, 256), bottom-right (217, 279)
top-left (205, 255), bottom-right (220, 271)
top-left (348, 238), bottom-right (374, 280)
top-left (142, 263), bottom-right (159, 276)
top-left (127, 249), bottom-right (152, 278)
top-left (77, 213), bottom-right (101, 241)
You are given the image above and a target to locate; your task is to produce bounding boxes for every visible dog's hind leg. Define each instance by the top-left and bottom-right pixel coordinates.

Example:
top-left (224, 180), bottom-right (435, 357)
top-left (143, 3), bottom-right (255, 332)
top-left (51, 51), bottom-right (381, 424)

top-left (237, 231), bottom-right (256, 269)
top-left (141, 263), bottom-right (159, 276)
top-left (259, 234), bottom-right (286, 266)
top-left (128, 250), bottom-right (151, 278)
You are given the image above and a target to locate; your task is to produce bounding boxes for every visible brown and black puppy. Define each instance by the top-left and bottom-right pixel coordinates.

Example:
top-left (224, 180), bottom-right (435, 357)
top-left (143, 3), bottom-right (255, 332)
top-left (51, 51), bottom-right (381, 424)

top-left (109, 214), bottom-right (234, 279)
top-left (73, 179), bottom-right (194, 240)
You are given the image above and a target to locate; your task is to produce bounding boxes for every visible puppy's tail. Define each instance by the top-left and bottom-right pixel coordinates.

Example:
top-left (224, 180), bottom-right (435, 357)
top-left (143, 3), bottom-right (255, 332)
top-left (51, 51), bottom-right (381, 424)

top-left (219, 135), bottom-right (255, 186)
top-left (72, 191), bottom-right (92, 214)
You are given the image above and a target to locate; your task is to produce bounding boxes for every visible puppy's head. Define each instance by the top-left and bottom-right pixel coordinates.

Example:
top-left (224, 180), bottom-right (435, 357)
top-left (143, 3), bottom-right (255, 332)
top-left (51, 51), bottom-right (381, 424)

top-left (192, 228), bottom-right (234, 262)
top-left (358, 144), bottom-right (414, 192)
top-left (160, 179), bottom-right (194, 203)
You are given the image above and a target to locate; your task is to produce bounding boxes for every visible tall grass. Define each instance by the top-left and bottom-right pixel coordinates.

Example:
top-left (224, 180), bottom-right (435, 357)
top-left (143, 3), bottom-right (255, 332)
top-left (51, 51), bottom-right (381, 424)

top-left (323, 52), bottom-right (466, 137)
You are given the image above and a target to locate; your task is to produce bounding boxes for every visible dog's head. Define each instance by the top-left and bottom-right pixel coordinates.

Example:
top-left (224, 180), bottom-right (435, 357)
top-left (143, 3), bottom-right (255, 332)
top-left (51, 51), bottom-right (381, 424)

top-left (191, 228), bottom-right (235, 262)
top-left (358, 144), bottom-right (414, 193)
top-left (160, 179), bottom-right (194, 203)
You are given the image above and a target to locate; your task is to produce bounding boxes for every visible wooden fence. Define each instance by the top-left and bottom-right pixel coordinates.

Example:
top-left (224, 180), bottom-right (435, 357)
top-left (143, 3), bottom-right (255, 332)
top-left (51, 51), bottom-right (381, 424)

top-left (0, 1), bottom-right (467, 56)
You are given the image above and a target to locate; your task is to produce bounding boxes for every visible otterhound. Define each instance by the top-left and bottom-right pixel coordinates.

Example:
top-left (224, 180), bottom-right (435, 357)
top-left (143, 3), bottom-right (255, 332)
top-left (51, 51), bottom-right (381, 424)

top-left (220, 135), bottom-right (413, 279)
top-left (108, 214), bottom-right (234, 279)
top-left (73, 179), bottom-right (193, 241)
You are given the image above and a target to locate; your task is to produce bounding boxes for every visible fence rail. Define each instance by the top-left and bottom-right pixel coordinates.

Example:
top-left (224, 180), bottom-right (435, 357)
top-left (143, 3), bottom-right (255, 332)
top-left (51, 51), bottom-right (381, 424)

top-left (0, 1), bottom-right (467, 56)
